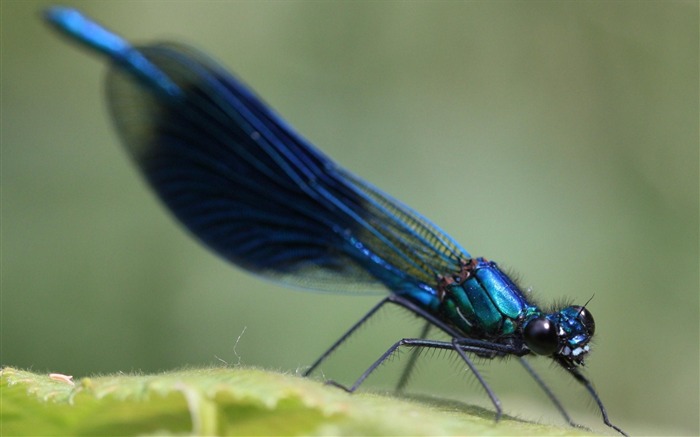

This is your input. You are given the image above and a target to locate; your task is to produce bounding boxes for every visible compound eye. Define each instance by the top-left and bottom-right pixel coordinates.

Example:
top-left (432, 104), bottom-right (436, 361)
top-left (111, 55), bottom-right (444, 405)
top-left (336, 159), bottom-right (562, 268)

top-left (571, 305), bottom-right (595, 337)
top-left (524, 317), bottom-right (559, 356)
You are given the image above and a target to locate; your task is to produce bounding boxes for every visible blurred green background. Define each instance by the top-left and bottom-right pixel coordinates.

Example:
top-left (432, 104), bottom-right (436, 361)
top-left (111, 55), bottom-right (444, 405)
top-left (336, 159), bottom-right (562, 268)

top-left (2, 1), bottom-right (698, 435)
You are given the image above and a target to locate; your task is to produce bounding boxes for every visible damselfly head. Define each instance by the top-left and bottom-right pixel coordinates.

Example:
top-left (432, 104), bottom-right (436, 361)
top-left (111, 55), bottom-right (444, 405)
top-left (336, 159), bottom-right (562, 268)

top-left (523, 305), bottom-right (595, 369)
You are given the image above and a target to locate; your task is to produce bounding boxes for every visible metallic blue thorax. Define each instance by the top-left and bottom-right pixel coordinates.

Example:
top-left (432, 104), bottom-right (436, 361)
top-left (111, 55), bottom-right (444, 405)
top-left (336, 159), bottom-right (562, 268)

top-left (406, 258), bottom-right (534, 339)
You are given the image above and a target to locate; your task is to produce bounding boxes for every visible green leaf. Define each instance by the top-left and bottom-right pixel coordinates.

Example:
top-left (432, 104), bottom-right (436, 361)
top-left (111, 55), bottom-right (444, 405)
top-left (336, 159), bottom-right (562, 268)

top-left (1, 366), bottom-right (592, 436)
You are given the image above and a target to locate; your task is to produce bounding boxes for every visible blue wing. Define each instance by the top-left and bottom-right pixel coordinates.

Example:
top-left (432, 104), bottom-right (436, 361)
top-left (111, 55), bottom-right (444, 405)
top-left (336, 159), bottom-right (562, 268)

top-left (47, 7), bottom-right (472, 294)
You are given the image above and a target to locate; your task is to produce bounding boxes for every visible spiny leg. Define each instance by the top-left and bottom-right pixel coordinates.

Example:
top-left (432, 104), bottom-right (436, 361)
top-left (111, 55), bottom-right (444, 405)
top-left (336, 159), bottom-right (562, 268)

top-left (328, 336), bottom-right (506, 423)
top-left (328, 338), bottom-right (487, 392)
top-left (566, 366), bottom-right (628, 437)
top-left (326, 338), bottom-right (415, 393)
top-left (518, 357), bottom-right (584, 429)
top-left (395, 320), bottom-right (432, 393)
top-left (304, 297), bottom-right (391, 377)
top-left (451, 337), bottom-right (503, 421)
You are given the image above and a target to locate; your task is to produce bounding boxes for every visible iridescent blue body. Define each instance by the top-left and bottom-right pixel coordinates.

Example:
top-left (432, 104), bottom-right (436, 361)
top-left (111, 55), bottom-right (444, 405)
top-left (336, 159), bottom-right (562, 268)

top-left (44, 7), bottom-right (624, 435)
